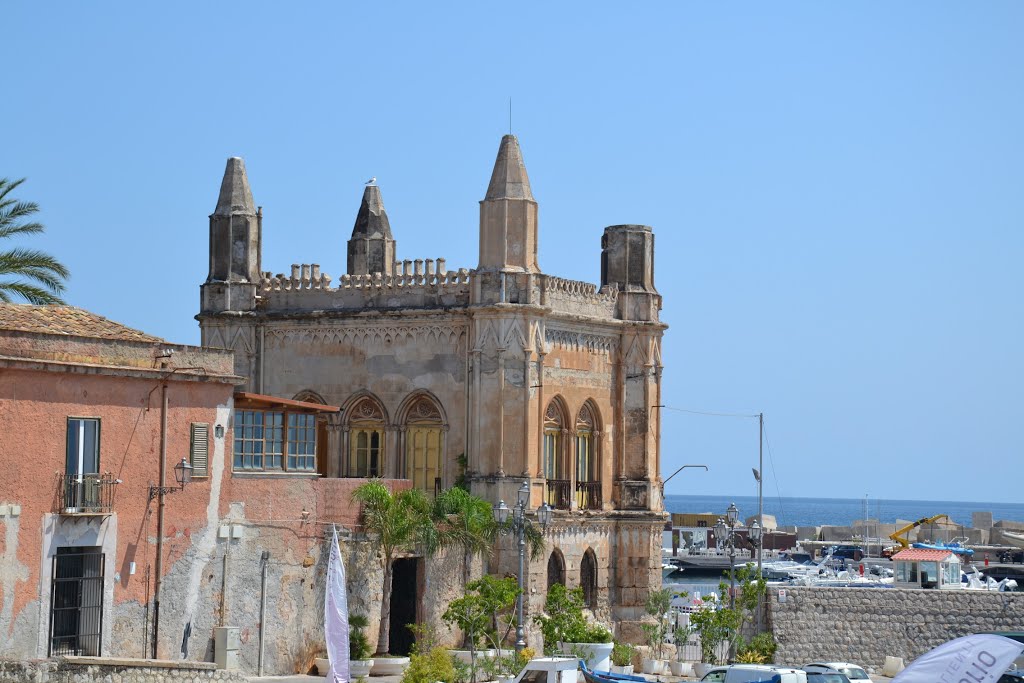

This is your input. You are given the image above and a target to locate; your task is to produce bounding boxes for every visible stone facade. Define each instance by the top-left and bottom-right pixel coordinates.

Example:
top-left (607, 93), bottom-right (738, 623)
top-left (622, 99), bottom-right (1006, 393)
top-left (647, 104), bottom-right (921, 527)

top-left (769, 586), bottom-right (1024, 670)
top-left (197, 136), bottom-right (668, 648)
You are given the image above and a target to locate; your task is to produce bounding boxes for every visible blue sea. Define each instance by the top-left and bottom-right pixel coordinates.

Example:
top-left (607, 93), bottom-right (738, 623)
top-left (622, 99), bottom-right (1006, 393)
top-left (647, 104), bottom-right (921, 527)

top-left (664, 494), bottom-right (1024, 528)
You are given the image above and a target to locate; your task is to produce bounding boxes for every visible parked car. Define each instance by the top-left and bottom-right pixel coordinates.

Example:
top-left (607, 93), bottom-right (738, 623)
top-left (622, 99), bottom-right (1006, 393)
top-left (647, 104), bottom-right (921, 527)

top-left (803, 662), bottom-right (871, 680)
top-left (700, 664), bottom-right (808, 683)
top-left (806, 674), bottom-right (851, 683)
top-left (999, 671), bottom-right (1024, 683)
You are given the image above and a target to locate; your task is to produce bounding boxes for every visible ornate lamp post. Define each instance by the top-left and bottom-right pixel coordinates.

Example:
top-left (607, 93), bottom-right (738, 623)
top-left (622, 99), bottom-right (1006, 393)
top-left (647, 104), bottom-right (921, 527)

top-left (494, 482), bottom-right (552, 653)
top-left (715, 502), bottom-right (740, 610)
top-left (748, 519), bottom-right (763, 632)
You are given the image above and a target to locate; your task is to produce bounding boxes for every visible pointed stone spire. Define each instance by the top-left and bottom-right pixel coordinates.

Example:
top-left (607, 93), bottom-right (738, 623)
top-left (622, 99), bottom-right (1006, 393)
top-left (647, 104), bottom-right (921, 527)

top-left (214, 157), bottom-right (256, 216)
top-left (485, 135), bottom-right (535, 201)
top-left (203, 157), bottom-right (261, 312)
top-left (347, 185), bottom-right (397, 275)
top-left (479, 135), bottom-right (539, 274)
top-left (351, 185), bottom-right (394, 239)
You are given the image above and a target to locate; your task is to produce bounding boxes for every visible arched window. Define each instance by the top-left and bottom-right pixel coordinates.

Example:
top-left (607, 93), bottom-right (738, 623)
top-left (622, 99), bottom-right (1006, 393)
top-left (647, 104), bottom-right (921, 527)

top-left (403, 395), bottom-right (444, 496)
top-left (346, 396), bottom-right (386, 478)
top-left (543, 399), bottom-right (569, 509)
top-left (547, 549), bottom-right (566, 591)
top-left (580, 548), bottom-right (598, 609)
top-left (575, 402), bottom-right (601, 510)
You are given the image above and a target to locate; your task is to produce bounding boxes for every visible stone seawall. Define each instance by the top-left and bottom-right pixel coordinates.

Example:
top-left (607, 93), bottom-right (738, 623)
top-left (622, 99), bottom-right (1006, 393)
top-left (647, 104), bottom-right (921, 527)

top-left (0, 657), bottom-right (248, 683)
top-left (769, 587), bottom-right (1024, 670)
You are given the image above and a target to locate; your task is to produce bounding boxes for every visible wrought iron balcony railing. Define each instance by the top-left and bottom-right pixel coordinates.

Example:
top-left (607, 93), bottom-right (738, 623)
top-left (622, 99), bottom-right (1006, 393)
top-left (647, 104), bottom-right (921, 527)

top-left (545, 479), bottom-right (571, 510)
top-left (57, 473), bottom-right (117, 514)
top-left (576, 481), bottom-right (602, 510)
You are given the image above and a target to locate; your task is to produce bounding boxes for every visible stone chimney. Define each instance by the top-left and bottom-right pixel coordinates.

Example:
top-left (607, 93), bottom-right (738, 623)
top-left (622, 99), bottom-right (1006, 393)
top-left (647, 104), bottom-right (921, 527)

top-left (478, 135), bottom-right (539, 273)
top-left (347, 185), bottom-right (396, 276)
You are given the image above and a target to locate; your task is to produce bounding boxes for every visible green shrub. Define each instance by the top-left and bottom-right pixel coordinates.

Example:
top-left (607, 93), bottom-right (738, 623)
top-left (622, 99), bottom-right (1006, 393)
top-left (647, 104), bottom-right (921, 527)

top-left (611, 642), bottom-right (635, 667)
top-left (401, 647), bottom-right (456, 683)
top-left (735, 632), bottom-right (777, 664)
top-left (350, 614), bottom-right (371, 661)
top-left (533, 584), bottom-right (612, 653)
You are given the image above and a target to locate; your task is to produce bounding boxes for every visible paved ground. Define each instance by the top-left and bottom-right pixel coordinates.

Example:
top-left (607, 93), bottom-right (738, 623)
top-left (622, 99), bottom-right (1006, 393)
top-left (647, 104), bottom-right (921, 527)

top-left (245, 672), bottom-right (896, 683)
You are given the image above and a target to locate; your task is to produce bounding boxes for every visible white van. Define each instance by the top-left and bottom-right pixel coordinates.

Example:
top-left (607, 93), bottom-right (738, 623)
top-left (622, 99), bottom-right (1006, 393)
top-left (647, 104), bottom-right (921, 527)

top-left (700, 664), bottom-right (809, 683)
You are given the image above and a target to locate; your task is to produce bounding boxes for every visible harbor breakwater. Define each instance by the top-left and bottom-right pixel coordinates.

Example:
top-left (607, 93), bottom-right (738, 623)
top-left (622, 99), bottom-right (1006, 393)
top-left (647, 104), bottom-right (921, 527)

top-left (768, 586), bottom-right (1024, 670)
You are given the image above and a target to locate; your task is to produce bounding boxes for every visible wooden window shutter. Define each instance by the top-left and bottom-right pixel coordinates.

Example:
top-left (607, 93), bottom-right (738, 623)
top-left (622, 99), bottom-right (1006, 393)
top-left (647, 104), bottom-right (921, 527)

top-left (190, 423), bottom-right (209, 477)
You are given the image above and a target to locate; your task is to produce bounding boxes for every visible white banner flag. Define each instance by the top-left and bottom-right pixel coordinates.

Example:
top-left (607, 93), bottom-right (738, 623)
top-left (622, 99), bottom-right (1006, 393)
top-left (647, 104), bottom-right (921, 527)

top-left (893, 634), bottom-right (1024, 683)
top-left (326, 525), bottom-right (351, 683)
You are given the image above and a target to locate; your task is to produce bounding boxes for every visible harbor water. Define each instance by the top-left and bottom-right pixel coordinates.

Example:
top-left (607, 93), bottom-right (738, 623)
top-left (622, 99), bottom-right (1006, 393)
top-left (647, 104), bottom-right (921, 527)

top-left (665, 494), bottom-right (1024, 528)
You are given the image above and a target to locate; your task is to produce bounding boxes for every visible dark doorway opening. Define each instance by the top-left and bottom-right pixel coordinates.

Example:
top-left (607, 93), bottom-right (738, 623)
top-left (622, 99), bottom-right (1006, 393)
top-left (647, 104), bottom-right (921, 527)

top-left (547, 549), bottom-right (565, 590)
top-left (389, 558), bottom-right (418, 655)
top-left (50, 546), bottom-right (104, 656)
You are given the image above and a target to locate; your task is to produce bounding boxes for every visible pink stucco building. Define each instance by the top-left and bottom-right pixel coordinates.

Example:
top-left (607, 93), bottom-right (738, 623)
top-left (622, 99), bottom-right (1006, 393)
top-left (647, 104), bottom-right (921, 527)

top-left (0, 304), bottom-right (369, 671)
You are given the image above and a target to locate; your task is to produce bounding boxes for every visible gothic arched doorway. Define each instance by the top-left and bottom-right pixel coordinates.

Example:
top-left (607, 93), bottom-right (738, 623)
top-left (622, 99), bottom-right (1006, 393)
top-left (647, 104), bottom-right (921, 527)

top-left (580, 548), bottom-right (597, 609)
top-left (547, 549), bottom-right (565, 590)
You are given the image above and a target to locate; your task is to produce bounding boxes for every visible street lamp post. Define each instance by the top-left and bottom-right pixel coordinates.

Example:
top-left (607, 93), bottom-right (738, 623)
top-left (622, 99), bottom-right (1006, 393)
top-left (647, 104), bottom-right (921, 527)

top-left (494, 482), bottom-right (552, 653)
top-left (715, 502), bottom-right (740, 610)
top-left (749, 519), bottom-right (763, 631)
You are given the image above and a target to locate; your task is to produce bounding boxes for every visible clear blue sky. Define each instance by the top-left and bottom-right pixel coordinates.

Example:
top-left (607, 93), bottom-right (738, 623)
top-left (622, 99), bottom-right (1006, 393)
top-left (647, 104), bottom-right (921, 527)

top-left (5, 3), bottom-right (1022, 503)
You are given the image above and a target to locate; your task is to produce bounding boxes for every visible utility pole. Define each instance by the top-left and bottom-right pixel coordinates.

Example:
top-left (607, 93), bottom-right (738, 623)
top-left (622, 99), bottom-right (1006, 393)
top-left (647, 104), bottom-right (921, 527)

top-left (757, 412), bottom-right (764, 633)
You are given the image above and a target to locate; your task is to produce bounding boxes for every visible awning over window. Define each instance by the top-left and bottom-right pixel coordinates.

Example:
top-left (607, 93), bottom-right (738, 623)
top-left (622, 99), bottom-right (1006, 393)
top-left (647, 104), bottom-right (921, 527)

top-left (234, 391), bottom-right (341, 413)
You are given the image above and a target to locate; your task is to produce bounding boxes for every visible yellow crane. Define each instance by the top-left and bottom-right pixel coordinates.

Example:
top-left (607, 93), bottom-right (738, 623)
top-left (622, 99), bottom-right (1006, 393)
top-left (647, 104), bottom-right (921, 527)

top-left (888, 514), bottom-right (952, 550)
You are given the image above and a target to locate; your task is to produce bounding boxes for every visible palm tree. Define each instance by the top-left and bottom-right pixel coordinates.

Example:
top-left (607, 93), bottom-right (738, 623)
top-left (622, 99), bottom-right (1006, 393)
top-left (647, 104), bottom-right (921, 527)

top-left (432, 486), bottom-right (497, 586)
top-left (352, 481), bottom-right (437, 656)
top-left (0, 178), bottom-right (69, 304)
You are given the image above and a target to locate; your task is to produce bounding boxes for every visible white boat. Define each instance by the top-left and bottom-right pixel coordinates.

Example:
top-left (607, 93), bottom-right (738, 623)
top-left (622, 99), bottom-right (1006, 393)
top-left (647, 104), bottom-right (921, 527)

top-left (1001, 530), bottom-right (1024, 549)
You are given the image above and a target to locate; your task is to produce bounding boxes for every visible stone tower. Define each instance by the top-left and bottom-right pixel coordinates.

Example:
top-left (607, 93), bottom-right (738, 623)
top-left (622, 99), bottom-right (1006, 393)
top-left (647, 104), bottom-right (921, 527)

top-left (478, 135), bottom-right (539, 274)
top-left (201, 157), bottom-right (261, 314)
top-left (347, 185), bottom-right (396, 276)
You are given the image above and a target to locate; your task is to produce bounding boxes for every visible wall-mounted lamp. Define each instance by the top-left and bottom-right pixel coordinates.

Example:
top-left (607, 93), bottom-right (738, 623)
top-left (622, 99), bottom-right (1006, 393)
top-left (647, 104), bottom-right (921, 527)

top-left (215, 424), bottom-right (225, 439)
top-left (149, 458), bottom-right (194, 501)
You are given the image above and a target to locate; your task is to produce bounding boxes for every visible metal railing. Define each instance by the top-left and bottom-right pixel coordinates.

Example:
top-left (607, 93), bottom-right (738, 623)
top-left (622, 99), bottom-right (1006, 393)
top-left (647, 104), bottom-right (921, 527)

top-left (576, 481), bottom-right (602, 510)
top-left (57, 473), bottom-right (117, 514)
top-left (545, 479), bottom-right (571, 510)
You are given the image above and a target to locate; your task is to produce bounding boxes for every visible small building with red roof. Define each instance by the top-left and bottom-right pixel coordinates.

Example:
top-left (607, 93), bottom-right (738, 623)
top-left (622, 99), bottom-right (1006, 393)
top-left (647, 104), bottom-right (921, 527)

top-left (892, 547), bottom-right (962, 589)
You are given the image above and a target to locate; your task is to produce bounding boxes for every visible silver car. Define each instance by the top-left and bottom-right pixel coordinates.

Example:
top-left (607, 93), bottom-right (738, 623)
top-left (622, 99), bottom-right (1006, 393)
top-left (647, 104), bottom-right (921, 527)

top-left (804, 663), bottom-right (871, 681)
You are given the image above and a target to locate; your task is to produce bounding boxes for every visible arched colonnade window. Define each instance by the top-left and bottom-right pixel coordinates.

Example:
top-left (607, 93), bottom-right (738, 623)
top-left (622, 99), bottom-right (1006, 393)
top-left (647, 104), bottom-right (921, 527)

top-left (542, 397), bottom-right (603, 510)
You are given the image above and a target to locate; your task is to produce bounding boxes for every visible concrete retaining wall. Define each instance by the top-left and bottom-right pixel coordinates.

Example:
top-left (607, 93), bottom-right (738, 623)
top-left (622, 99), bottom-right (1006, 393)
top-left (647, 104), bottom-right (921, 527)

top-left (769, 586), bottom-right (1024, 670)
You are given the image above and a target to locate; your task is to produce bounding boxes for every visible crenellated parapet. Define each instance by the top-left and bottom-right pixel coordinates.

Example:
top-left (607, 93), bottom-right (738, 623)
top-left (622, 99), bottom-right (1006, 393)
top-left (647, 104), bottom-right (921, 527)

top-left (256, 258), bottom-right (472, 312)
top-left (541, 275), bottom-right (619, 318)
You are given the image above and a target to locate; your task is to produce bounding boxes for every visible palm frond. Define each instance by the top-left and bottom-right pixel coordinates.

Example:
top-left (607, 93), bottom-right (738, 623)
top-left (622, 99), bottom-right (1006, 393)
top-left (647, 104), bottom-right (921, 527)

top-left (0, 178), bottom-right (69, 304)
top-left (0, 178), bottom-right (27, 204)
top-left (0, 280), bottom-right (65, 305)
top-left (0, 248), bottom-right (71, 284)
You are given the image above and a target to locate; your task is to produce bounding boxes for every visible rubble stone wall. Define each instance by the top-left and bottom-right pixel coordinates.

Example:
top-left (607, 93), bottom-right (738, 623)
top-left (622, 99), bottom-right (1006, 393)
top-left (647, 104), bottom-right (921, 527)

top-left (769, 586), bottom-right (1024, 670)
top-left (0, 657), bottom-right (247, 683)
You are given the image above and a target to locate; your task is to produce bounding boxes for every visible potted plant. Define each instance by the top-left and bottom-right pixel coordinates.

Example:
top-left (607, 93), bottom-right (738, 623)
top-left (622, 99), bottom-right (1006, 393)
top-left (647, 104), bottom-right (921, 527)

top-left (639, 588), bottom-right (673, 674)
top-left (609, 642), bottom-right (635, 675)
top-left (534, 584), bottom-right (613, 671)
top-left (481, 647), bottom-right (533, 683)
top-left (349, 614), bottom-right (375, 678)
top-left (689, 595), bottom-right (739, 677)
top-left (669, 616), bottom-right (693, 677)
top-left (443, 576), bottom-right (520, 683)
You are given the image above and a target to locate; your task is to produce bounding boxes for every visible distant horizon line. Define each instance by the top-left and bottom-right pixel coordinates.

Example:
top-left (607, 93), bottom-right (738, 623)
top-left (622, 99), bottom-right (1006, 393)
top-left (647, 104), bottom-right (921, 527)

top-left (663, 492), bottom-right (1023, 508)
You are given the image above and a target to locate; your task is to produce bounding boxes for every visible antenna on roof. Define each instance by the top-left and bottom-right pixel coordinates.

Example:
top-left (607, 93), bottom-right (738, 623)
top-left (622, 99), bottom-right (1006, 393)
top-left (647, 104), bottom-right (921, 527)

top-left (509, 97), bottom-right (512, 136)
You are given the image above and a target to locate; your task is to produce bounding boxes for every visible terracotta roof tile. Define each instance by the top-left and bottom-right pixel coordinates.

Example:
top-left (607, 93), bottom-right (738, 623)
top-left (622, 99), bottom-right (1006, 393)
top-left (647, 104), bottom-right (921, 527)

top-left (892, 548), bottom-right (956, 561)
top-left (0, 304), bottom-right (165, 343)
